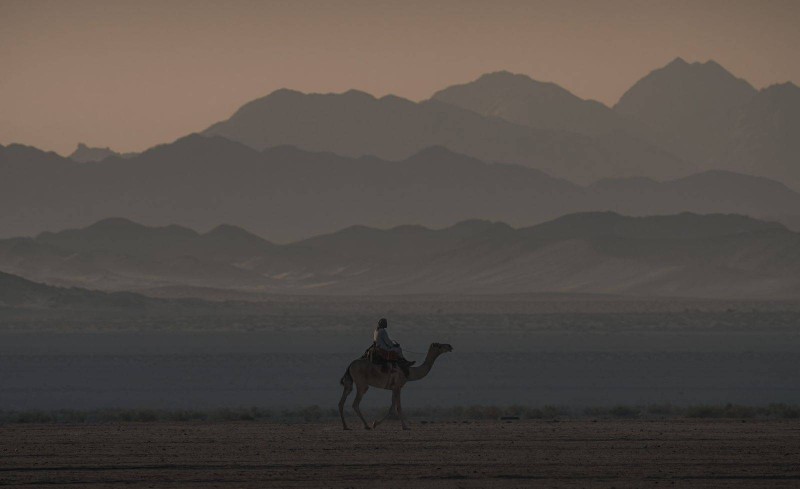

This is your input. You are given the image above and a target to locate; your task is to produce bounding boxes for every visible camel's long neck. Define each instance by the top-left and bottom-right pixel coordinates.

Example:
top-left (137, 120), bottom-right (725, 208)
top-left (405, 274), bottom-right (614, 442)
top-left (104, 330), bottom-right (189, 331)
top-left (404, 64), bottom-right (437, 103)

top-left (406, 349), bottom-right (441, 382)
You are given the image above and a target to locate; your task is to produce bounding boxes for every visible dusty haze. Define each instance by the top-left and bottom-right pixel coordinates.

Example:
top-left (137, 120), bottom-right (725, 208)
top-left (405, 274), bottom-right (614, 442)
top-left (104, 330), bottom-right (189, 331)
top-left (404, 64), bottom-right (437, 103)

top-left (1, 0), bottom-right (799, 155)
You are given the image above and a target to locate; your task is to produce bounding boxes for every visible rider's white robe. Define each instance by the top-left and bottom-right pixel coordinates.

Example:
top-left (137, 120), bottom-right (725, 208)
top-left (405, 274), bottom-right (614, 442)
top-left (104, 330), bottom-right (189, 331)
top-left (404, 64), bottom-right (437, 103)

top-left (373, 327), bottom-right (401, 353)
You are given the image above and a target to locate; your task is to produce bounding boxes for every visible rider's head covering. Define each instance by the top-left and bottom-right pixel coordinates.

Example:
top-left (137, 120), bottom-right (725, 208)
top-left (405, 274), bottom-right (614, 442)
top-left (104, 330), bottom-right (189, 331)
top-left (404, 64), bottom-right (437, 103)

top-left (377, 317), bottom-right (388, 329)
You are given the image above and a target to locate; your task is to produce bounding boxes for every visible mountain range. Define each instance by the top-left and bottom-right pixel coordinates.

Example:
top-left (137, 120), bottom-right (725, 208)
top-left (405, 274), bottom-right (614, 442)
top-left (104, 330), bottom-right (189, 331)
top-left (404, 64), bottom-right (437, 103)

top-left (202, 87), bottom-right (689, 185)
top-left (201, 58), bottom-right (798, 188)
top-left (432, 58), bottom-right (799, 189)
top-left (1, 212), bottom-right (798, 299)
top-left (3, 135), bottom-right (800, 242)
top-left (3, 57), bottom-right (798, 302)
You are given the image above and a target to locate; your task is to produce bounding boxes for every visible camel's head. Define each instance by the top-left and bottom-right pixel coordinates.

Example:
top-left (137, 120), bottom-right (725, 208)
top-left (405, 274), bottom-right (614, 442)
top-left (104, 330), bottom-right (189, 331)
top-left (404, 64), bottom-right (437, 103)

top-left (430, 342), bottom-right (453, 354)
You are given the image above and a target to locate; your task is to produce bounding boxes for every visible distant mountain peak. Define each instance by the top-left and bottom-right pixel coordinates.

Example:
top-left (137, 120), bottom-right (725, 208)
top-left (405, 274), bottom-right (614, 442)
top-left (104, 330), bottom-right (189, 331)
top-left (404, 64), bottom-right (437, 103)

top-left (86, 217), bottom-right (146, 232)
top-left (701, 59), bottom-right (724, 70)
top-left (204, 224), bottom-right (269, 243)
top-left (220, 88), bottom-right (305, 118)
top-left (614, 58), bottom-right (757, 165)
top-left (476, 70), bottom-right (534, 82)
top-left (262, 87), bottom-right (378, 101)
top-left (85, 218), bottom-right (197, 237)
top-left (624, 57), bottom-right (755, 93)
top-left (449, 218), bottom-right (497, 228)
top-left (430, 69), bottom-right (628, 138)
top-left (662, 57), bottom-right (729, 74)
top-left (377, 93), bottom-right (416, 106)
top-left (439, 70), bottom-right (570, 97)
top-left (266, 87), bottom-right (304, 98)
top-left (68, 142), bottom-right (120, 163)
top-left (35, 218), bottom-right (201, 253)
top-left (341, 88), bottom-right (376, 100)
top-left (480, 69), bottom-right (516, 77)
top-left (667, 56), bottom-right (688, 67)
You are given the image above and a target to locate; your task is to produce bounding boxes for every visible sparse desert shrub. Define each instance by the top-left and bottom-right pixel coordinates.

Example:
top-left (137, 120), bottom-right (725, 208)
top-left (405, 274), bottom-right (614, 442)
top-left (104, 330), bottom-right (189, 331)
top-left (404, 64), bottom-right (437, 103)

top-left (483, 405), bottom-right (502, 419)
top-left (13, 410), bottom-right (54, 423)
top-left (609, 405), bottom-right (640, 418)
top-left (166, 409), bottom-right (205, 422)
top-left (502, 405), bottom-right (526, 417)
top-left (132, 409), bottom-right (160, 422)
top-left (1, 403), bottom-right (799, 424)
top-left (541, 405), bottom-right (564, 419)
top-left (210, 407), bottom-right (258, 421)
top-left (767, 403), bottom-right (800, 419)
top-left (299, 405), bottom-right (322, 422)
top-left (684, 404), bottom-right (757, 419)
top-left (722, 404), bottom-right (756, 418)
top-left (582, 405), bottom-right (640, 418)
top-left (583, 406), bottom-right (608, 417)
top-left (56, 409), bottom-right (88, 423)
top-left (645, 403), bottom-right (676, 416)
top-left (447, 406), bottom-right (464, 418)
top-left (685, 405), bottom-right (725, 418)
top-left (521, 407), bottom-right (544, 419)
top-left (464, 405), bottom-right (500, 419)
top-left (252, 407), bottom-right (274, 420)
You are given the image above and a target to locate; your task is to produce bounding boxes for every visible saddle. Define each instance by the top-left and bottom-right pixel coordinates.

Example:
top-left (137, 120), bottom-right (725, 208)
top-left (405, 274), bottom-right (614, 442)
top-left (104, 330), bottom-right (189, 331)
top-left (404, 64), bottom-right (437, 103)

top-left (361, 345), bottom-right (413, 377)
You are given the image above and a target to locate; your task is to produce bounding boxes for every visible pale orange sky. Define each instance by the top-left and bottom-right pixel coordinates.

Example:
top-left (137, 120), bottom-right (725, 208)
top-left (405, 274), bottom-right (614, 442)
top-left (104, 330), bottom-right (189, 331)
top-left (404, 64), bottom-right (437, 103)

top-left (1, 0), bottom-right (798, 155)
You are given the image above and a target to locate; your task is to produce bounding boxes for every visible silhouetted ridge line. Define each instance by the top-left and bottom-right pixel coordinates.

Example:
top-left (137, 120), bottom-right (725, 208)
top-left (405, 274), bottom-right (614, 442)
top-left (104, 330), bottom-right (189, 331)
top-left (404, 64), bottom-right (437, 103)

top-left (202, 84), bottom-right (692, 184)
top-left (2, 134), bottom-right (800, 242)
top-left (431, 69), bottom-right (624, 136)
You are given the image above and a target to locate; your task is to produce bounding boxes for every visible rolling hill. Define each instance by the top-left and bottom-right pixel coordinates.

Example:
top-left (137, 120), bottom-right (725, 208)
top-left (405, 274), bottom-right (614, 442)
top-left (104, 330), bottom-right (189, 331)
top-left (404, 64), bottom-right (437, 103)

top-left (1, 213), bottom-right (798, 299)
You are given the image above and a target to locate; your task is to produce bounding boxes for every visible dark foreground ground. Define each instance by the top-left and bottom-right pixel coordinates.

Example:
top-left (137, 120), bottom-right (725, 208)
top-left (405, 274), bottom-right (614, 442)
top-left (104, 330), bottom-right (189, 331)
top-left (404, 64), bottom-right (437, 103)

top-left (1, 420), bottom-right (799, 488)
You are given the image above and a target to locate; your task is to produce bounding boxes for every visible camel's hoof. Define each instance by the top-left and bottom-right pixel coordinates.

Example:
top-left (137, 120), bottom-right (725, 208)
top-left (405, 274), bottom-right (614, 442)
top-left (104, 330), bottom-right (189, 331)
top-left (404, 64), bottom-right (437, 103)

top-left (371, 422), bottom-right (379, 429)
top-left (363, 425), bottom-right (372, 430)
top-left (342, 427), bottom-right (351, 431)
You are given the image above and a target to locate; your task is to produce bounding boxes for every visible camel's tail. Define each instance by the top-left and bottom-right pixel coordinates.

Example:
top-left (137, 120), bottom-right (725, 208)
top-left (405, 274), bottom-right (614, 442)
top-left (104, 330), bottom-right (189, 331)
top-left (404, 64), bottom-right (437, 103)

top-left (340, 367), bottom-right (353, 386)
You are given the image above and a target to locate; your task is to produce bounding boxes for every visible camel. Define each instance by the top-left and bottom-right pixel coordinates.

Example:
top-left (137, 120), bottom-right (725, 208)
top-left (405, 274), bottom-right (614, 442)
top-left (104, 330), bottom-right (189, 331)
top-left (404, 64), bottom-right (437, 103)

top-left (338, 342), bottom-right (453, 430)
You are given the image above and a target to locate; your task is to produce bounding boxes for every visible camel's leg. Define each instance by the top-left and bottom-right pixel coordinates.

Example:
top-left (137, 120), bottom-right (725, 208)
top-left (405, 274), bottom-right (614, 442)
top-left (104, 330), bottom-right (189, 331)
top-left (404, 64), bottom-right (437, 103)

top-left (372, 390), bottom-right (397, 429)
top-left (352, 384), bottom-right (371, 430)
top-left (395, 388), bottom-right (410, 430)
top-left (338, 379), bottom-right (353, 430)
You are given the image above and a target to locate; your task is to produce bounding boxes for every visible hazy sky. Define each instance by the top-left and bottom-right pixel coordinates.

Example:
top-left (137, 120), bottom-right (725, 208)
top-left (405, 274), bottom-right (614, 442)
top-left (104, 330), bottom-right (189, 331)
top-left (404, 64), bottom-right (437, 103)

top-left (1, 0), bottom-right (798, 155)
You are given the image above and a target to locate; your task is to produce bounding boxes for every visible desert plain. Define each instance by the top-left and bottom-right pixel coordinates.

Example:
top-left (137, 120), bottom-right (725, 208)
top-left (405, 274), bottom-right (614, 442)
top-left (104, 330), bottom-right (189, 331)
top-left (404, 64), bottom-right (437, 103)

top-left (2, 419), bottom-right (799, 488)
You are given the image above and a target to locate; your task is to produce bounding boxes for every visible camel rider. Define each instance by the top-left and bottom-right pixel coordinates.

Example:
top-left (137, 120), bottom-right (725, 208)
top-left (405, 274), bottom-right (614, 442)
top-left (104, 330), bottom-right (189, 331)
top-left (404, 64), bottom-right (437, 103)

top-left (373, 318), bottom-right (415, 372)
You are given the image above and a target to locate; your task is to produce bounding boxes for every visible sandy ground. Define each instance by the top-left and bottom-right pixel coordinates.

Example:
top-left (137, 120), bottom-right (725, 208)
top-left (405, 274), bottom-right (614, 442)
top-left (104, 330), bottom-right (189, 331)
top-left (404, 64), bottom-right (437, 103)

top-left (1, 419), bottom-right (799, 488)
